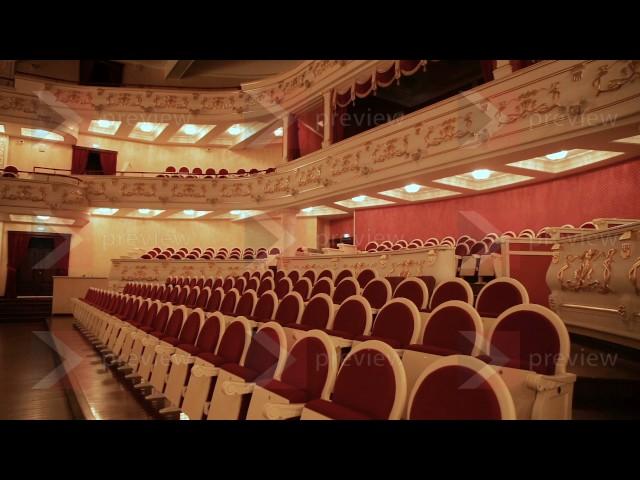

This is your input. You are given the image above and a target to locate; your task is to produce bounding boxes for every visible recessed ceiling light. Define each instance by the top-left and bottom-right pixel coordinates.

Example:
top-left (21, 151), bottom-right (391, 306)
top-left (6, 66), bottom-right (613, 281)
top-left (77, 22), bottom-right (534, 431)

top-left (138, 208), bottom-right (151, 214)
top-left (229, 210), bottom-right (243, 215)
top-left (21, 128), bottom-right (64, 142)
top-left (93, 208), bottom-right (118, 215)
top-left (273, 127), bottom-right (283, 137)
top-left (227, 124), bottom-right (243, 135)
top-left (36, 215), bottom-right (50, 221)
top-left (352, 195), bottom-right (366, 202)
top-left (139, 122), bottom-right (154, 133)
top-left (183, 124), bottom-right (198, 135)
top-left (92, 144), bottom-right (100, 148)
top-left (471, 169), bottom-right (492, 180)
top-left (183, 209), bottom-right (196, 216)
top-left (545, 150), bottom-right (569, 161)
top-left (403, 183), bottom-right (421, 193)
top-left (0, 125), bottom-right (5, 133)
top-left (35, 226), bottom-right (46, 232)
top-left (97, 119), bottom-right (112, 129)
top-left (301, 207), bottom-right (314, 213)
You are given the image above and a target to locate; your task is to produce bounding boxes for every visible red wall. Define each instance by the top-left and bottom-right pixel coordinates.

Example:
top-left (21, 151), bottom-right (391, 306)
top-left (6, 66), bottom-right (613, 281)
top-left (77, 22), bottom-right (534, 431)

top-left (329, 216), bottom-right (354, 239)
top-left (330, 158), bottom-right (640, 248)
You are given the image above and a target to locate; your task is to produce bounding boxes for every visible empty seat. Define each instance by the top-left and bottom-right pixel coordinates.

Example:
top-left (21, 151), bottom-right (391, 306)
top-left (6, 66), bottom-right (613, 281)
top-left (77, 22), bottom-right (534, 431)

top-left (309, 277), bottom-right (334, 298)
top-left (356, 268), bottom-right (377, 289)
top-left (393, 277), bottom-right (429, 310)
top-left (219, 289), bottom-right (240, 316)
top-left (246, 331), bottom-right (339, 420)
top-left (332, 277), bottom-right (359, 305)
top-left (361, 278), bottom-right (392, 311)
top-left (274, 277), bottom-right (292, 299)
top-left (229, 290), bottom-right (257, 319)
top-left (288, 293), bottom-right (334, 334)
top-left (301, 340), bottom-right (406, 420)
top-left (292, 278), bottom-right (312, 301)
top-left (271, 292), bottom-right (304, 326)
top-left (354, 298), bottom-right (420, 349)
top-left (246, 277), bottom-right (259, 292)
top-left (257, 277), bottom-right (275, 296)
top-left (428, 278), bottom-right (474, 312)
top-left (246, 291), bottom-right (278, 325)
top-left (334, 269), bottom-right (353, 285)
top-left (302, 269), bottom-right (316, 284)
top-left (207, 322), bottom-right (288, 419)
top-left (321, 295), bottom-right (372, 345)
top-left (475, 278), bottom-right (529, 331)
top-left (407, 355), bottom-right (516, 420)
top-left (205, 287), bottom-right (225, 312)
top-left (287, 270), bottom-right (301, 284)
top-left (317, 269), bottom-right (334, 281)
top-left (364, 241), bottom-right (378, 252)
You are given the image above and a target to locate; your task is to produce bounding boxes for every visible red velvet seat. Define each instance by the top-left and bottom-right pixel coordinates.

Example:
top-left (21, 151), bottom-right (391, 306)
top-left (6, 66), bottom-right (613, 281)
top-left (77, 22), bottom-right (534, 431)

top-left (334, 269), bottom-right (353, 285)
top-left (219, 289), bottom-right (240, 315)
top-left (274, 277), bottom-right (292, 299)
top-left (289, 294), bottom-right (333, 331)
top-left (428, 279), bottom-right (473, 312)
top-left (332, 277), bottom-right (359, 305)
top-left (356, 268), bottom-right (377, 289)
top-left (393, 277), bottom-right (429, 310)
top-left (361, 278), bottom-right (392, 310)
top-left (246, 292), bottom-right (278, 323)
top-left (475, 278), bottom-right (529, 318)
top-left (205, 288), bottom-right (224, 312)
top-left (293, 278), bottom-right (312, 301)
top-left (355, 298), bottom-right (420, 349)
top-left (301, 341), bottom-right (406, 420)
top-left (176, 312), bottom-right (223, 355)
top-left (322, 295), bottom-right (372, 340)
top-left (310, 277), bottom-right (333, 298)
top-left (407, 355), bottom-right (516, 420)
top-left (272, 292), bottom-right (303, 326)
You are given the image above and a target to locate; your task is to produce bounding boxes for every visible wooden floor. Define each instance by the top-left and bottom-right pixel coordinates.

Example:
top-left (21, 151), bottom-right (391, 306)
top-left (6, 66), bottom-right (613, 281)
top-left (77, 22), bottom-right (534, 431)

top-left (0, 321), bottom-right (76, 420)
top-left (46, 316), bottom-right (153, 420)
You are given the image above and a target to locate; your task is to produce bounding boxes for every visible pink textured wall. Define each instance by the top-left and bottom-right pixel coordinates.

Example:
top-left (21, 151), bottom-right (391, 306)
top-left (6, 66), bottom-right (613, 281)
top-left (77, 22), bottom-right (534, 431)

top-left (329, 158), bottom-right (640, 248)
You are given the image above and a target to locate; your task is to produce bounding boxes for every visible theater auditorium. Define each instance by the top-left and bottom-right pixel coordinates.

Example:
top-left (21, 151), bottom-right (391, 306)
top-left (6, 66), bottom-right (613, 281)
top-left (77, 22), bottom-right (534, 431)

top-left (1, 59), bottom-right (639, 420)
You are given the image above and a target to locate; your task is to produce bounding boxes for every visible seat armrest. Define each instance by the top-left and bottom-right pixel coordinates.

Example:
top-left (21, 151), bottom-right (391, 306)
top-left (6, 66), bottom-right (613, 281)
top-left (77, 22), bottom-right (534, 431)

top-left (222, 381), bottom-right (255, 396)
top-left (264, 402), bottom-right (305, 420)
top-left (192, 364), bottom-right (219, 378)
top-left (526, 372), bottom-right (577, 391)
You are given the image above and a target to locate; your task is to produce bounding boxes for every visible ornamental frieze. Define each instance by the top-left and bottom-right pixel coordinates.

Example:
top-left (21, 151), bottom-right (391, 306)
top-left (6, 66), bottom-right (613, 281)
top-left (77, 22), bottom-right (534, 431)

top-left (221, 183), bottom-right (252, 197)
top-left (121, 182), bottom-right (157, 197)
top-left (171, 183), bottom-right (206, 198)
top-left (0, 184), bottom-right (46, 202)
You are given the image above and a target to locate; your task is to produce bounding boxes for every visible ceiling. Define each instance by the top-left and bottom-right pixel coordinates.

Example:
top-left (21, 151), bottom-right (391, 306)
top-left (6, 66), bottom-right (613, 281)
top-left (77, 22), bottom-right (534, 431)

top-left (15, 60), bottom-right (305, 90)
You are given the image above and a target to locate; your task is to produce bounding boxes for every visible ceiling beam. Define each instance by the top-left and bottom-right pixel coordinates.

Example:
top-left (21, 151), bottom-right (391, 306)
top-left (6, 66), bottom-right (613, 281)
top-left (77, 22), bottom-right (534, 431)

top-left (164, 60), bottom-right (195, 80)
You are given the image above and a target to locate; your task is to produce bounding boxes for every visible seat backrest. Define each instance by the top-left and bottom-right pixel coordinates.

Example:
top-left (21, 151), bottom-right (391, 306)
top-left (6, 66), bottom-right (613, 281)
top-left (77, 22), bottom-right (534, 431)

top-left (257, 277), bottom-right (275, 296)
top-left (251, 291), bottom-right (278, 321)
top-left (141, 301), bottom-right (160, 328)
top-left (274, 277), bottom-right (292, 299)
top-left (310, 277), bottom-right (334, 298)
top-left (371, 298), bottom-right (421, 347)
top-left (331, 340), bottom-right (406, 419)
top-left (299, 294), bottom-right (334, 330)
top-left (185, 287), bottom-right (199, 307)
top-left (334, 269), bottom-right (353, 285)
top-left (407, 355), bottom-right (516, 420)
top-left (280, 331), bottom-right (337, 401)
top-left (219, 289), bottom-right (240, 315)
top-left (274, 292), bottom-right (304, 325)
top-left (393, 277), bottom-right (429, 310)
top-left (234, 290), bottom-right (257, 317)
top-left (287, 269), bottom-right (301, 284)
top-left (329, 295), bottom-right (372, 337)
top-left (212, 278), bottom-right (223, 290)
top-left (215, 318), bottom-right (252, 364)
top-left (193, 312), bottom-right (225, 354)
top-left (361, 278), bottom-right (392, 309)
top-left (246, 277), bottom-right (259, 292)
top-left (222, 277), bottom-right (234, 292)
top-left (317, 269), bottom-right (334, 281)
top-left (205, 287), bottom-right (224, 312)
top-left (274, 270), bottom-right (285, 282)
top-left (332, 277), bottom-right (359, 305)
top-left (195, 288), bottom-right (210, 309)
top-left (177, 309), bottom-right (204, 344)
top-left (261, 269), bottom-right (274, 280)
top-left (487, 304), bottom-right (570, 375)
top-left (475, 277), bottom-right (529, 318)
top-left (241, 322), bottom-right (287, 381)
top-left (302, 269), bottom-right (316, 284)
top-left (420, 301), bottom-right (483, 355)
top-left (429, 279), bottom-right (473, 311)
top-left (293, 278), bottom-right (312, 301)
top-left (356, 268), bottom-right (377, 289)
top-left (235, 276), bottom-right (247, 294)
top-left (151, 303), bottom-right (172, 333)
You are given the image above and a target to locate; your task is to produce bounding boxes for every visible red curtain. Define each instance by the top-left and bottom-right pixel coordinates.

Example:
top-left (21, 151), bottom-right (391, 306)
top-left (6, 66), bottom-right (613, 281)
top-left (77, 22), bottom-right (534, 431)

top-left (71, 146), bottom-right (89, 175)
top-left (99, 151), bottom-right (117, 175)
top-left (297, 120), bottom-right (323, 158)
top-left (481, 60), bottom-right (497, 82)
top-left (5, 232), bottom-right (32, 298)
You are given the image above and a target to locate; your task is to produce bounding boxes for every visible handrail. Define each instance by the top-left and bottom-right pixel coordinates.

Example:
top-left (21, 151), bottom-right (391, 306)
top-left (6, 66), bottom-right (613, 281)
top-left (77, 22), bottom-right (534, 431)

top-left (33, 166), bottom-right (276, 179)
top-left (3, 167), bottom-right (84, 186)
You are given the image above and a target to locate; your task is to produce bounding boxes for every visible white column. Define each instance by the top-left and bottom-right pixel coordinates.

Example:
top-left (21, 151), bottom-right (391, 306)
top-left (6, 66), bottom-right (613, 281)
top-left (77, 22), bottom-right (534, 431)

top-left (282, 113), bottom-right (291, 162)
top-left (322, 91), bottom-right (333, 148)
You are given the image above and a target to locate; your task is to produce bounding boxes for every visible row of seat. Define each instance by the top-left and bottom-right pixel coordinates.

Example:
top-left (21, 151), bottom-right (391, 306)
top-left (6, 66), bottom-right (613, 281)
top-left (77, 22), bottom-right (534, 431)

top-left (361, 222), bottom-right (598, 254)
top-left (160, 166), bottom-right (277, 179)
top-left (1, 165), bottom-right (19, 178)
top-left (72, 273), bottom-right (574, 419)
top-left (141, 246), bottom-right (281, 260)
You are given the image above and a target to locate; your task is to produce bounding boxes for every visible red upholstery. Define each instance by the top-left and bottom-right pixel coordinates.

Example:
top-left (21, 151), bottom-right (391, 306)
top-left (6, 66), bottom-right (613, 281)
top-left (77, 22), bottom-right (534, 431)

top-left (246, 278), bottom-right (259, 292)
top-left (410, 304), bottom-right (477, 356)
top-left (362, 279), bottom-right (390, 309)
top-left (394, 279), bottom-right (427, 309)
top-left (257, 278), bottom-right (274, 296)
top-left (304, 399), bottom-right (371, 419)
top-left (275, 278), bottom-right (292, 299)
top-left (332, 278), bottom-right (358, 304)
top-left (181, 314), bottom-right (222, 355)
top-left (205, 289), bottom-right (223, 312)
top-left (488, 310), bottom-right (561, 375)
top-left (288, 270), bottom-right (300, 284)
top-left (260, 379), bottom-right (309, 403)
top-left (356, 269), bottom-right (376, 289)
top-left (274, 294), bottom-right (301, 325)
top-left (170, 311), bottom-right (201, 346)
top-left (430, 281), bottom-right (470, 310)
top-left (209, 320), bottom-right (247, 363)
top-left (222, 277), bottom-right (234, 292)
top-left (225, 326), bottom-right (281, 381)
top-left (329, 348), bottom-right (396, 419)
top-left (329, 298), bottom-right (369, 338)
top-left (408, 365), bottom-right (502, 419)
top-left (335, 269), bottom-right (352, 285)
top-left (302, 270), bottom-right (316, 284)
top-left (220, 291), bottom-right (239, 315)
top-left (234, 292), bottom-right (256, 317)
top-left (159, 308), bottom-right (183, 338)
top-left (318, 269), bottom-right (333, 280)
top-left (358, 301), bottom-right (415, 348)
top-left (310, 279), bottom-right (332, 297)
top-left (195, 290), bottom-right (209, 309)
top-left (477, 281), bottom-right (525, 318)
top-left (293, 279), bottom-right (311, 300)
top-left (294, 296), bottom-right (331, 330)
top-left (249, 293), bottom-right (277, 322)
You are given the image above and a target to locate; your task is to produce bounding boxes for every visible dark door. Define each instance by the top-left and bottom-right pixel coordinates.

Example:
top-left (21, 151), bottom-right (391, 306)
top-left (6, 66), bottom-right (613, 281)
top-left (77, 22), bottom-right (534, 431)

top-left (11, 234), bottom-right (70, 297)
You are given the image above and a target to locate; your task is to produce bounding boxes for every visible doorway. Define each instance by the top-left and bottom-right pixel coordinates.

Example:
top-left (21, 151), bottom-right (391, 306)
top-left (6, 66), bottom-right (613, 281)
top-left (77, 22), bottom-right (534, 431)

top-left (6, 232), bottom-right (71, 297)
